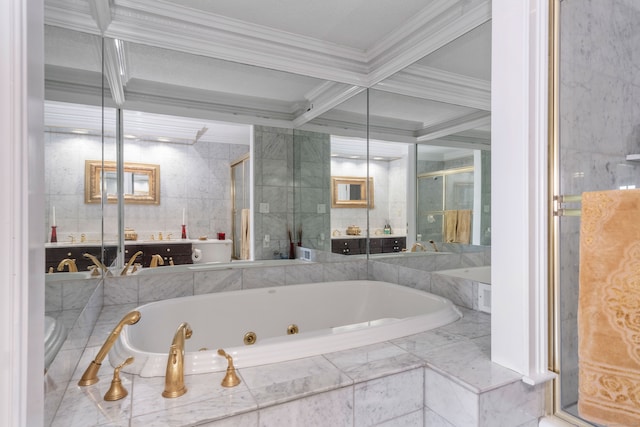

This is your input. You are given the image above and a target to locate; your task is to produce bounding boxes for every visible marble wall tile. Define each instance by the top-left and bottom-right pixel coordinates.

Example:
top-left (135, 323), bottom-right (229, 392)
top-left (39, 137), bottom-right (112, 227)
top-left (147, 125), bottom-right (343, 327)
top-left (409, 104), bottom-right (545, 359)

top-left (198, 411), bottom-right (258, 427)
top-left (62, 280), bottom-right (98, 310)
top-left (424, 407), bottom-right (456, 426)
top-left (45, 281), bottom-right (63, 312)
top-left (284, 263), bottom-right (324, 285)
top-left (138, 272), bottom-right (194, 303)
top-left (368, 261), bottom-right (400, 283)
top-left (104, 276), bottom-right (139, 306)
top-left (478, 381), bottom-right (545, 427)
top-left (323, 342), bottom-right (423, 383)
top-left (50, 375), bottom-right (133, 427)
top-left (353, 368), bottom-right (423, 426)
top-left (194, 269), bottom-right (243, 295)
top-left (240, 356), bottom-right (352, 408)
top-left (130, 373), bottom-right (257, 426)
top-left (397, 266), bottom-right (431, 292)
top-left (376, 409), bottom-right (423, 427)
top-left (425, 367), bottom-right (479, 427)
top-left (258, 387), bottom-right (353, 427)
top-left (323, 261), bottom-right (367, 281)
top-left (430, 274), bottom-right (476, 310)
top-left (242, 266), bottom-right (286, 289)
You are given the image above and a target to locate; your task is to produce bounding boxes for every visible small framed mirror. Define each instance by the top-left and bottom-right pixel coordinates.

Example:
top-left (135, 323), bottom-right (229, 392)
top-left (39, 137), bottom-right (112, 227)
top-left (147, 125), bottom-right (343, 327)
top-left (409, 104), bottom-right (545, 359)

top-left (85, 160), bottom-right (160, 204)
top-left (331, 176), bottom-right (374, 208)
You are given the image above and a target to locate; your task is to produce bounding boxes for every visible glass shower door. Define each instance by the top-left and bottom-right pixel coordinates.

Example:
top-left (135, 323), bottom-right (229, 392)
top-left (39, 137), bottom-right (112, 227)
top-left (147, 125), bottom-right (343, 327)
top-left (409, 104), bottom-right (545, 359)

top-left (231, 154), bottom-right (250, 259)
top-left (552, 0), bottom-right (640, 424)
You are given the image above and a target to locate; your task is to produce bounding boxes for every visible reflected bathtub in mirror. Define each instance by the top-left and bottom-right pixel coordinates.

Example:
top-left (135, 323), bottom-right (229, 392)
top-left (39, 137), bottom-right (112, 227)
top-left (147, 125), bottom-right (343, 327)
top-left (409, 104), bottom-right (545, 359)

top-left (112, 280), bottom-right (461, 377)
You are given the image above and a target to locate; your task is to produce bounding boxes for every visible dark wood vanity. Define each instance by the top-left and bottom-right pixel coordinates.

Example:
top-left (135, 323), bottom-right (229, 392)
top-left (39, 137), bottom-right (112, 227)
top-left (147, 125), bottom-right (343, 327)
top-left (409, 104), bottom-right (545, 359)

top-left (331, 236), bottom-right (406, 255)
top-left (45, 241), bottom-right (193, 273)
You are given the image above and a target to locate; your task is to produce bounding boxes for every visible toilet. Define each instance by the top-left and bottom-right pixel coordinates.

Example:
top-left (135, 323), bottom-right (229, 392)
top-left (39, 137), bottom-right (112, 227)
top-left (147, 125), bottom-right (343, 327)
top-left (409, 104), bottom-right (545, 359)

top-left (191, 239), bottom-right (232, 263)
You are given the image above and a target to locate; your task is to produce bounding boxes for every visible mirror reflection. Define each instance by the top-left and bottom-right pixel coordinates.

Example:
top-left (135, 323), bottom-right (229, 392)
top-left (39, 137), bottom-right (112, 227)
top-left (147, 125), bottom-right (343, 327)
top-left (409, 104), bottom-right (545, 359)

top-left (85, 160), bottom-right (160, 204)
top-left (331, 177), bottom-right (374, 208)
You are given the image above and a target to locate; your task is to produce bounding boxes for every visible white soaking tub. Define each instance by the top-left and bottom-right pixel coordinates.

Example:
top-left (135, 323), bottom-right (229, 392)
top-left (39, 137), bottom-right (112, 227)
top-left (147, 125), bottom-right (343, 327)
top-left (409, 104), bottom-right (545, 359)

top-left (112, 280), bottom-right (462, 377)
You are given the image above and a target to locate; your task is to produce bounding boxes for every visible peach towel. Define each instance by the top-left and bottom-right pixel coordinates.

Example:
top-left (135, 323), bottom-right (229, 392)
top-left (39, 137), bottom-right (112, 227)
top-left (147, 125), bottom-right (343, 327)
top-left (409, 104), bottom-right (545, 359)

top-left (578, 189), bottom-right (640, 426)
top-left (443, 210), bottom-right (458, 243)
top-left (456, 210), bottom-right (471, 244)
top-left (240, 208), bottom-right (251, 260)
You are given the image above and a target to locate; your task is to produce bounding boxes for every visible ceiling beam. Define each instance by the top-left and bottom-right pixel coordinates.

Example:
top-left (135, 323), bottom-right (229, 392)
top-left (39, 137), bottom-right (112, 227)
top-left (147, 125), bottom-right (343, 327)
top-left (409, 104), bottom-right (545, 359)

top-left (415, 111), bottom-right (491, 142)
top-left (292, 82), bottom-right (365, 127)
top-left (374, 65), bottom-right (490, 111)
top-left (88, 0), bottom-right (112, 33)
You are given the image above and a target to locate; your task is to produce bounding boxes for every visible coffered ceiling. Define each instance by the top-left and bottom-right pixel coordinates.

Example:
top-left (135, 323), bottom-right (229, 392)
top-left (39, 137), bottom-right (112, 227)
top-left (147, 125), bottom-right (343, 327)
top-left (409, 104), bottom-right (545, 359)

top-left (44, 0), bottom-right (491, 151)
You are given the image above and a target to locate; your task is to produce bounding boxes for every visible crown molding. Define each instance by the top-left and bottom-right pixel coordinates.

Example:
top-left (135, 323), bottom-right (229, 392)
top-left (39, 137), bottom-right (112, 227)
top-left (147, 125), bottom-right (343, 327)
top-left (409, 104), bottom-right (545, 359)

top-left (365, 0), bottom-right (491, 86)
top-left (103, 38), bottom-right (126, 106)
top-left (88, 0), bottom-right (112, 33)
top-left (45, 0), bottom-right (490, 89)
top-left (416, 111), bottom-right (491, 142)
top-left (45, 0), bottom-right (100, 34)
top-left (376, 65), bottom-right (490, 110)
top-left (293, 82), bottom-right (365, 127)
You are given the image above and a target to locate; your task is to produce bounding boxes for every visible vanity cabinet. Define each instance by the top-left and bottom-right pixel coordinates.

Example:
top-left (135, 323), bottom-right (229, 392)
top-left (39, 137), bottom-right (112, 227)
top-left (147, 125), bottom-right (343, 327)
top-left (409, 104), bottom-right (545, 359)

top-left (124, 242), bottom-right (193, 267)
top-left (331, 236), bottom-right (406, 255)
top-left (331, 238), bottom-right (365, 255)
top-left (45, 245), bottom-right (118, 273)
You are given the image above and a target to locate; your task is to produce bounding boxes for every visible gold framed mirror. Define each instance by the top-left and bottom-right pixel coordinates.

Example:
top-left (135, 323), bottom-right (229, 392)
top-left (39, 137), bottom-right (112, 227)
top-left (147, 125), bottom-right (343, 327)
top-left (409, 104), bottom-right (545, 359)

top-left (85, 160), bottom-right (160, 204)
top-left (331, 176), bottom-right (374, 208)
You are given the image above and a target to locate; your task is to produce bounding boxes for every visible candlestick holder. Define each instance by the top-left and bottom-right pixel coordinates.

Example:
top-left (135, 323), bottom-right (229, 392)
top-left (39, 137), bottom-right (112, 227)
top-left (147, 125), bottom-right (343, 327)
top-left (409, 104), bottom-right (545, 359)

top-left (50, 226), bottom-right (57, 243)
top-left (181, 224), bottom-right (187, 239)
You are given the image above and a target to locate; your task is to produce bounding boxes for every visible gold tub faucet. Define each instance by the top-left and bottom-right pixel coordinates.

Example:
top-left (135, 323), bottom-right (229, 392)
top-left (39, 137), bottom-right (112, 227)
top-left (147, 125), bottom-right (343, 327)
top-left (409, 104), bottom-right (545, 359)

top-left (83, 253), bottom-right (111, 276)
top-left (57, 258), bottom-right (78, 272)
top-left (410, 242), bottom-right (426, 252)
top-left (120, 251), bottom-right (143, 276)
top-left (78, 310), bottom-right (141, 386)
top-left (162, 322), bottom-right (192, 398)
top-left (150, 254), bottom-right (164, 268)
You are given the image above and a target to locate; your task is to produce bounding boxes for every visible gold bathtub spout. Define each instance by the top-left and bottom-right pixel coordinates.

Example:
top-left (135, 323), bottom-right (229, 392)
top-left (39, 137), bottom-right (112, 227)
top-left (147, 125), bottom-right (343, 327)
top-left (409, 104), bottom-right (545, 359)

top-left (83, 253), bottom-right (111, 276)
top-left (57, 258), bottom-right (78, 272)
top-left (410, 242), bottom-right (426, 252)
top-left (428, 240), bottom-right (439, 252)
top-left (162, 322), bottom-right (192, 398)
top-left (120, 251), bottom-right (143, 276)
top-left (150, 254), bottom-right (164, 268)
top-left (78, 310), bottom-right (141, 386)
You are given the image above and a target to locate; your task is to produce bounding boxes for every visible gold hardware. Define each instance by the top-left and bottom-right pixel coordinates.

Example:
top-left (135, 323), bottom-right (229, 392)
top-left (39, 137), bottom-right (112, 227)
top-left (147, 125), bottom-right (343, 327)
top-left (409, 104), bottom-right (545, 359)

top-left (162, 322), bottom-right (192, 398)
top-left (410, 242), bottom-right (426, 252)
top-left (150, 254), bottom-right (164, 268)
top-left (57, 258), bottom-right (78, 273)
top-left (169, 257), bottom-right (175, 266)
top-left (166, 233), bottom-right (172, 240)
top-left (150, 234), bottom-right (155, 241)
top-left (83, 253), bottom-right (111, 276)
top-left (217, 349), bottom-right (241, 387)
top-left (124, 228), bottom-right (138, 241)
top-left (48, 266), bottom-right (54, 274)
top-left (287, 324), bottom-right (299, 335)
top-left (243, 331), bottom-right (256, 345)
top-left (104, 356), bottom-right (134, 401)
top-left (158, 232), bottom-right (163, 241)
top-left (120, 251), bottom-right (143, 276)
top-left (80, 233), bottom-right (86, 243)
top-left (78, 310), bottom-right (141, 386)
top-left (554, 194), bottom-right (582, 217)
top-left (68, 235), bottom-right (76, 244)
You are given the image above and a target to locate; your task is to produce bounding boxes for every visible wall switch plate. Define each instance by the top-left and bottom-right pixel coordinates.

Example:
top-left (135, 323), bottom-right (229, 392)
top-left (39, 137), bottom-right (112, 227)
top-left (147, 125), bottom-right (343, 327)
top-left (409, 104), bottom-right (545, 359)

top-left (259, 203), bottom-right (270, 213)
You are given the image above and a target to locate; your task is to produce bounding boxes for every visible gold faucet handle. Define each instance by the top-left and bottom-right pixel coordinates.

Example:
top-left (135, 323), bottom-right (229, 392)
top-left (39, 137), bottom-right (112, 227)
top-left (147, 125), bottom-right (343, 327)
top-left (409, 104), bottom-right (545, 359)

top-left (104, 356), bottom-right (134, 401)
top-left (217, 349), bottom-right (241, 387)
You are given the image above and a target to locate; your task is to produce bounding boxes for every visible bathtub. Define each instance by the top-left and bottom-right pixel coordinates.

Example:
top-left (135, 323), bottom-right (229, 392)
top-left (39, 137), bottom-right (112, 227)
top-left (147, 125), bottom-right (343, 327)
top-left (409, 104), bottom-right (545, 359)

top-left (111, 280), bottom-right (462, 377)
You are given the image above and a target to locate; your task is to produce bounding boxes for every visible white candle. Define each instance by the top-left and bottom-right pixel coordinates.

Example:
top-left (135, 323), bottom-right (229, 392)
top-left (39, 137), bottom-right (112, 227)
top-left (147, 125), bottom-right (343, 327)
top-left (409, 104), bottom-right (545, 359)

top-left (182, 208), bottom-right (185, 225)
top-left (52, 206), bottom-right (56, 227)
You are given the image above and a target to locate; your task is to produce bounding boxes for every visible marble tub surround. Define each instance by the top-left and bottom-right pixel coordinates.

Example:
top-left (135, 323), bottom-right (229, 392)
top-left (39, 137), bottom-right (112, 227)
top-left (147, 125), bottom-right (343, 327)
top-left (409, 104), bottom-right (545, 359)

top-left (47, 304), bottom-right (544, 426)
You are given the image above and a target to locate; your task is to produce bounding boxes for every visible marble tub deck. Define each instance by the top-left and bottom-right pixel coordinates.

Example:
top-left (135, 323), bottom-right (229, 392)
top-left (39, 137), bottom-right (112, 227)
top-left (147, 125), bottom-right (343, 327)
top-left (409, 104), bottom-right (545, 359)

top-left (47, 305), bottom-right (542, 426)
